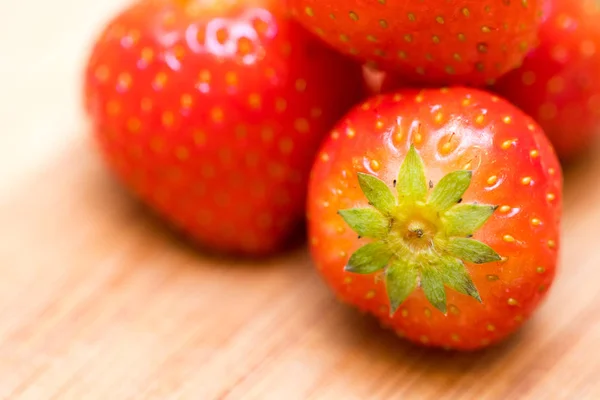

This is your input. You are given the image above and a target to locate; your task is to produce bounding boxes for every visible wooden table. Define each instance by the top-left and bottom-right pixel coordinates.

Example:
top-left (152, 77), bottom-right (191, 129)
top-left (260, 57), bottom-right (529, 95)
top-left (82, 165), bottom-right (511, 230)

top-left (2, 1), bottom-right (600, 399)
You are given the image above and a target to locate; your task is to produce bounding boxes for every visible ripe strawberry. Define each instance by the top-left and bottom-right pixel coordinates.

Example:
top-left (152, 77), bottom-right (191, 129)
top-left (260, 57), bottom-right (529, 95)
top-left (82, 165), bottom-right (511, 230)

top-left (307, 87), bottom-right (562, 350)
top-left (493, 0), bottom-right (600, 160)
top-left (84, 0), bottom-right (364, 255)
top-left (290, 0), bottom-right (544, 86)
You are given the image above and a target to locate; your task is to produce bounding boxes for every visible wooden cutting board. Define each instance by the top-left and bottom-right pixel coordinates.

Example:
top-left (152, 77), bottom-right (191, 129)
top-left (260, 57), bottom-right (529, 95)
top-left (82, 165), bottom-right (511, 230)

top-left (3, 0), bottom-right (600, 398)
top-left (1, 139), bottom-right (600, 400)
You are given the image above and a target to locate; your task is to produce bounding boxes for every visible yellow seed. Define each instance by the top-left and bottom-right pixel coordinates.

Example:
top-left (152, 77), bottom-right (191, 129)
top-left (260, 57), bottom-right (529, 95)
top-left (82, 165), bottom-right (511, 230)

top-left (475, 114), bottom-right (485, 125)
top-left (248, 93), bottom-right (262, 109)
top-left (462, 97), bottom-right (471, 106)
top-left (420, 335), bottom-right (429, 344)
top-left (370, 159), bottom-right (381, 171)
top-left (531, 218), bottom-right (541, 226)
top-left (347, 127), bottom-right (356, 138)
top-left (365, 290), bottom-right (376, 299)
top-left (349, 11), bottom-right (359, 21)
top-left (225, 71), bottom-right (238, 85)
top-left (547, 193), bottom-right (556, 201)
top-left (482, 26), bottom-right (491, 33)
top-left (407, 12), bottom-right (416, 22)
top-left (499, 205), bottom-right (511, 213)
top-left (375, 120), bottom-right (385, 129)
top-left (162, 111), bottom-right (174, 127)
top-left (487, 175), bottom-right (498, 185)
top-left (320, 153), bottom-right (330, 162)
top-left (141, 97), bottom-right (152, 112)
top-left (436, 16), bottom-right (445, 24)
top-left (304, 6), bottom-right (314, 16)
top-left (521, 176), bottom-right (532, 185)
top-left (451, 334), bottom-right (460, 342)
top-left (401, 309), bottom-right (409, 317)
top-left (175, 146), bottom-right (189, 161)
top-left (434, 112), bottom-right (444, 124)
top-left (462, 7), bottom-right (470, 17)
top-left (487, 274), bottom-right (499, 281)
top-left (198, 69), bottom-right (211, 83)
top-left (537, 266), bottom-right (546, 274)
top-left (310, 237), bottom-right (319, 246)
top-left (449, 305), bottom-right (460, 315)
top-left (211, 107), bottom-right (224, 122)
top-left (548, 168), bottom-right (556, 175)
top-left (530, 149), bottom-right (539, 158)
top-left (295, 79), bottom-right (307, 92)
top-left (181, 94), bottom-right (193, 109)
top-left (432, 35), bottom-right (440, 44)
top-left (343, 276), bottom-right (352, 284)
top-left (415, 93), bottom-right (424, 103)
top-left (548, 240), bottom-right (556, 248)
top-left (404, 34), bottom-right (413, 42)
top-left (106, 100), bottom-right (121, 116)
top-left (275, 98), bottom-right (287, 113)
top-left (501, 139), bottom-right (514, 149)
top-left (503, 234), bottom-right (516, 242)
top-left (379, 19), bottom-right (388, 29)
top-left (440, 142), bottom-right (452, 154)
top-left (414, 132), bottom-right (423, 144)
top-left (487, 324), bottom-right (496, 332)
top-left (295, 118), bottom-right (310, 133)
top-left (424, 308), bottom-right (432, 318)
top-left (127, 117), bottom-right (141, 133)
top-left (507, 298), bottom-right (519, 306)
top-left (503, 116), bottom-right (512, 124)
top-left (366, 34), bottom-right (377, 42)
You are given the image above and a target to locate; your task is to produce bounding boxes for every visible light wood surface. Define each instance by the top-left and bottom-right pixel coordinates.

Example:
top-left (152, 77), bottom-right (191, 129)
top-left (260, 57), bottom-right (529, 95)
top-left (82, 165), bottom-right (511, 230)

top-left (3, 1), bottom-right (600, 399)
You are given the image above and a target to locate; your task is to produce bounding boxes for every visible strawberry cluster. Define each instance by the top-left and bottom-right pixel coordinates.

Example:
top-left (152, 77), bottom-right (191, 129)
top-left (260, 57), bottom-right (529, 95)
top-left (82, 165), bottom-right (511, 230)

top-left (83, 0), bottom-right (598, 350)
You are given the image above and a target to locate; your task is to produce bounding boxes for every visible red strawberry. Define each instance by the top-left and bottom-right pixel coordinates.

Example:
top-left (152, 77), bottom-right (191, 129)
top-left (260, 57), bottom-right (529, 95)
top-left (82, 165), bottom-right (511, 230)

top-left (289, 0), bottom-right (544, 86)
top-left (493, 0), bottom-right (600, 160)
top-left (307, 87), bottom-right (562, 350)
top-left (84, 0), bottom-right (364, 255)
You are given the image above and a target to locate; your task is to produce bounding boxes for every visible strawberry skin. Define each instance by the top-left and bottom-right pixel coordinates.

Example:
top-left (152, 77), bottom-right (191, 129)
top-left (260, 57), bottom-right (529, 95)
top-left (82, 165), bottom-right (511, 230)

top-left (84, 0), bottom-right (364, 255)
top-left (307, 87), bottom-right (562, 350)
top-left (290, 0), bottom-right (544, 86)
top-left (493, 0), bottom-right (600, 160)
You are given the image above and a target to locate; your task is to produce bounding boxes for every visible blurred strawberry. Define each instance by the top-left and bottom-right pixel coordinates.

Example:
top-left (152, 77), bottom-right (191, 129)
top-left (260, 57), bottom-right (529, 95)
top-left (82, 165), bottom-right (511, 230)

top-left (494, 0), bottom-right (600, 160)
top-left (84, 0), bottom-right (364, 255)
top-left (290, 0), bottom-right (544, 86)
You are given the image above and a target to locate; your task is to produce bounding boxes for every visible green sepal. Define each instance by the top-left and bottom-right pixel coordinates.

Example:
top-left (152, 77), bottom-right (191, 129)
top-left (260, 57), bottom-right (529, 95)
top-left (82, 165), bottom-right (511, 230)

top-left (396, 146), bottom-right (428, 204)
top-left (356, 172), bottom-right (396, 215)
top-left (338, 208), bottom-right (390, 239)
top-left (446, 237), bottom-right (501, 264)
top-left (385, 259), bottom-right (418, 314)
top-left (345, 242), bottom-right (393, 274)
top-left (439, 256), bottom-right (481, 302)
top-left (443, 204), bottom-right (498, 237)
top-left (428, 170), bottom-right (472, 211)
top-left (421, 266), bottom-right (447, 314)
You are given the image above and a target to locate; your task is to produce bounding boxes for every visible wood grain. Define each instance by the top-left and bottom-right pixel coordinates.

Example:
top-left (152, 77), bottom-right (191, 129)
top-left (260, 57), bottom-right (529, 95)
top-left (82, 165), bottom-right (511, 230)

top-left (1, 136), bottom-right (600, 399)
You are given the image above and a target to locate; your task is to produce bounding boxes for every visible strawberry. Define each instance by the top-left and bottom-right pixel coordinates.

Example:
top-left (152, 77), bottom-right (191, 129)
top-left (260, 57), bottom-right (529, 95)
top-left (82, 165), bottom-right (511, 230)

top-left (307, 87), bottom-right (562, 350)
top-left (84, 0), bottom-right (364, 255)
top-left (289, 0), bottom-right (544, 86)
top-left (493, 0), bottom-right (600, 160)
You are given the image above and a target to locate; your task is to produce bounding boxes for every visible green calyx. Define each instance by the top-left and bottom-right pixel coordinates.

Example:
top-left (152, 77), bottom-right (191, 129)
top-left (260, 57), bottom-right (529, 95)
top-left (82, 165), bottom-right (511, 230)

top-left (338, 146), bottom-right (501, 315)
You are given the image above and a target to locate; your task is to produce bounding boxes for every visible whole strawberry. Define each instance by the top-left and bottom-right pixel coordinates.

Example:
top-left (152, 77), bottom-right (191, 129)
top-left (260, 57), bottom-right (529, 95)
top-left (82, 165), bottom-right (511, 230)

top-left (307, 87), bottom-right (562, 350)
top-left (290, 0), bottom-right (544, 86)
top-left (493, 0), bottom-right (600, 160)
top-left (84, 0), bottom-right (364, 255)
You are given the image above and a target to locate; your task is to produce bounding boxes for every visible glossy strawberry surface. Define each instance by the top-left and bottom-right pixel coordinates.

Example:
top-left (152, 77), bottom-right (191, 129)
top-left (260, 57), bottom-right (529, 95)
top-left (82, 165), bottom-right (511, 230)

top-left (290, 0), bottom-right (543, 86)
top-left (307, 87), bottom-right (563, 350)
top-left (84, 0), bottom-right (364, 255)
